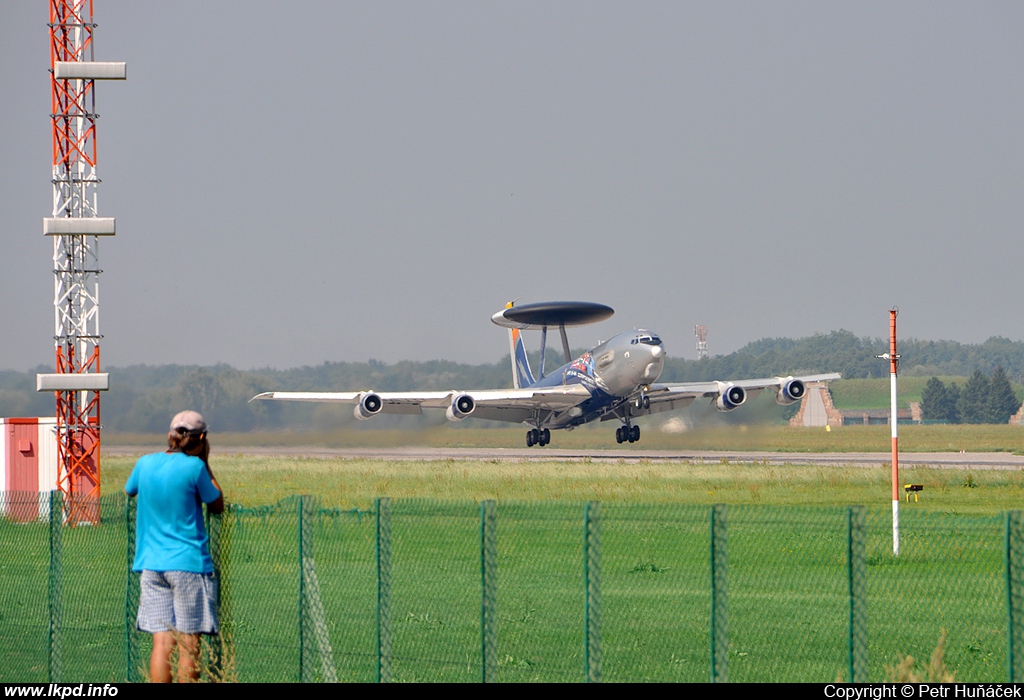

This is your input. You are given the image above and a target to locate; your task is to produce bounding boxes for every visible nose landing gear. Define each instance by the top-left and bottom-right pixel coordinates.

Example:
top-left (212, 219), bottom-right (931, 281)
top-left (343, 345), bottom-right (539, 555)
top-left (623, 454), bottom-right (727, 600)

top-left (526, 427), bottom-right (551, 447)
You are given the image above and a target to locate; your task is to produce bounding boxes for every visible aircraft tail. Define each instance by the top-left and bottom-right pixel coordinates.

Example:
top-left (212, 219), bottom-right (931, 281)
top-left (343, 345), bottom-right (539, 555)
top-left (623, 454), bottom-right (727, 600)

top-left (508, 326), bottom-right (536, 389)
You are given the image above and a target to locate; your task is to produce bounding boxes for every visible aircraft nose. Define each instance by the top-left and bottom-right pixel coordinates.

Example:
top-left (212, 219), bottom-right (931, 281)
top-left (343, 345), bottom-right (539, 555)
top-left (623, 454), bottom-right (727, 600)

top-left (643, 345), bottom-right (664, 381)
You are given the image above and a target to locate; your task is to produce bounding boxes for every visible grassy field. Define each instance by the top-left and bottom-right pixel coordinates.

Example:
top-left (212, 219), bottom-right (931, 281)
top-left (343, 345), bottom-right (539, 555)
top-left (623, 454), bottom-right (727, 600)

top-left (2, 493), bottom-right (1009, 682)
top-left (108, 422), bottom-right (1024, 454)
top-left (6, 423), bottom-right (1022, 682)
top-left (100, 423), bottom-right (1024, 512)
top-left (98, 458), bottom-right (1024, 518)
top-left (99, 455), bottom-right (1024, 514)
top-left (214, 500), bottom-right (1002, 683)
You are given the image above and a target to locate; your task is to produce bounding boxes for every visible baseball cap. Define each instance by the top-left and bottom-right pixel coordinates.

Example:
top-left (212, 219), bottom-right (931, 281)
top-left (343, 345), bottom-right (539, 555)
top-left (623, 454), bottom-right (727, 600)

top-left (169, 410), bottom-right (207, 435)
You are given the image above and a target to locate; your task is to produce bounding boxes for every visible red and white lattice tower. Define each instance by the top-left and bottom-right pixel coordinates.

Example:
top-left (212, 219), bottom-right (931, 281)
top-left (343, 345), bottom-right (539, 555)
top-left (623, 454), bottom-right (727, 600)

top-left (37, 0), bottom-right (124, 524)
top-left (695, 324), bottom-right (708, 360)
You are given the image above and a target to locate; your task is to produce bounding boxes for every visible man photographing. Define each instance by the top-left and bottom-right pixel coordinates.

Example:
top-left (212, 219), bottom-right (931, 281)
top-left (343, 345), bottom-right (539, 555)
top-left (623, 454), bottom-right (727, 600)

top-left (125, 410), bottom-right (224, 683)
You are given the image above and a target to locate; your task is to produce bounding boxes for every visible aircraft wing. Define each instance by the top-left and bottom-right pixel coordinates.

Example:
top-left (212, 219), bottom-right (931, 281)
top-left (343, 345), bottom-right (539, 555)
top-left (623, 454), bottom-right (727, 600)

top-left (634, 372), bottom-right (842, 417)
top-left (251, 385), bottom-right (593, 424)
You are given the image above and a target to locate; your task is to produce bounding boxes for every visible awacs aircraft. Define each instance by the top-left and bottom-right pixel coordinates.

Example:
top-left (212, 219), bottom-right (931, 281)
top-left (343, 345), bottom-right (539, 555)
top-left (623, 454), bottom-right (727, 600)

top-left (252, 301), bottom-right (841, 447)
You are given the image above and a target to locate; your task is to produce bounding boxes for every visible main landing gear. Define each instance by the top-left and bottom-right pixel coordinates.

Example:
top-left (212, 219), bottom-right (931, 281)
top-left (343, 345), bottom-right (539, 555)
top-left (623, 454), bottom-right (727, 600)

top-left (615, 393), bottom-right (647, 443)
top-left (616, 423), bottom-right (640, 444)
top-left (526, 427), bottom-right (551, 447)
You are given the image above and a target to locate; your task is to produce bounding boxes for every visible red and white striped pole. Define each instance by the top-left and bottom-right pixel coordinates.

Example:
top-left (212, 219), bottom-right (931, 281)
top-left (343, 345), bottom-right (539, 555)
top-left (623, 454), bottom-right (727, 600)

top-left (887, 308), bottom-right (900, 556)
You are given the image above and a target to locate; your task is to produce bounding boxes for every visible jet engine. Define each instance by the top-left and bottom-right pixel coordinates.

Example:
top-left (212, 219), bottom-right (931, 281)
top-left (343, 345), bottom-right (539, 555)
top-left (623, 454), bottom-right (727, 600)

top-left (353, 392), bottom-right (384, 420)
top-left (445, 393), bottom-right (476, 421)
top-left (714, 384), bottom-right (746, 412)
top-left (775, 377), bottom-right (806, 406)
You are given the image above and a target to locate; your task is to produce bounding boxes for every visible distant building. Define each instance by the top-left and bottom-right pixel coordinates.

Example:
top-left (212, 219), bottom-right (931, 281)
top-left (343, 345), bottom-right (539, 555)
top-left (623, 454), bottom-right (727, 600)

top-left (788, 382), bottom-right (841, 427)
top-left (1, 417), bottom-right (58, 521)
top-left (788, 385), bottom-right (918, 427)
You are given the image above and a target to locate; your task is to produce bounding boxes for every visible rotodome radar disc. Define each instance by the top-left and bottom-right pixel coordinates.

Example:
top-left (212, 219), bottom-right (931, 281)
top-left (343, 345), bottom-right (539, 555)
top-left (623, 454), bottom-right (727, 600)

top-left (491, 301), bottom-right (614, 329)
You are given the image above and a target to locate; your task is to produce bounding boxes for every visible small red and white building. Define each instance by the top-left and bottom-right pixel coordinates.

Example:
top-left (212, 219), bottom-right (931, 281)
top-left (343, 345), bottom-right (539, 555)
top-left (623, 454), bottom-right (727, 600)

top-left (1, 417), bottom-right (59, 521)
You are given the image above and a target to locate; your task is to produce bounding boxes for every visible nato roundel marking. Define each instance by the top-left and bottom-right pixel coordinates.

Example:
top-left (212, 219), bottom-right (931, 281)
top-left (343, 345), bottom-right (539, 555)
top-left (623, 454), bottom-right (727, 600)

top-left (492, 301), bottom-right (614, 329)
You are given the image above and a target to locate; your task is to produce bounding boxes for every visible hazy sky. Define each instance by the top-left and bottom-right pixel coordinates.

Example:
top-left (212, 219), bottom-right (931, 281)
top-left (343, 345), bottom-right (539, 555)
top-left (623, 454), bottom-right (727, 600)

top-left (2, 2), bottom-right (1022, 372)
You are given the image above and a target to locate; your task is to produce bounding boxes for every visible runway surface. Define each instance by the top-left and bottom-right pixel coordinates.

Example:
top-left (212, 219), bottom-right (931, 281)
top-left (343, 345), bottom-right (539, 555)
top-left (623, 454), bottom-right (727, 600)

top-left (103, 445), bottom-right (1024, 470)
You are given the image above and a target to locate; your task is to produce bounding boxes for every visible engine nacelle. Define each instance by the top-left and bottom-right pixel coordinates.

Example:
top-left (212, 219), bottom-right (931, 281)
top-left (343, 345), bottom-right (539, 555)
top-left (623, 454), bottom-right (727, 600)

top-left (445, 393), bottom-right (476, 421)
top-left (775, 377), bottom-right (806, 406)
top-left (353, 392), bottom-right (384, 420)
top-left (714, 384), bottom-right (746, 412)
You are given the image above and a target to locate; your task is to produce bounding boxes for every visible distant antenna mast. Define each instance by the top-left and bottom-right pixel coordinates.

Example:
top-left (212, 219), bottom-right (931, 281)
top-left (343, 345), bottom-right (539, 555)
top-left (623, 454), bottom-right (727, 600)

top-left (695, 324), bottom-right (708, 360)
top-left (37, 1), bottom-right (125, 524)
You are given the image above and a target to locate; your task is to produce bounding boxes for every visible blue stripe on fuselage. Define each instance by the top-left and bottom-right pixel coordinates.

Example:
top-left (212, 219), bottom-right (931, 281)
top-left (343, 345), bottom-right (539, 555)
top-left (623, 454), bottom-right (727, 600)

top-left (526, 359), bottom-right (625, 428)
top-left (569, 389), bottom-right (620, 427)
top-left (528, 372), bottom-right (620, 427)
top-left (530, 366), bottom-right (570, 388)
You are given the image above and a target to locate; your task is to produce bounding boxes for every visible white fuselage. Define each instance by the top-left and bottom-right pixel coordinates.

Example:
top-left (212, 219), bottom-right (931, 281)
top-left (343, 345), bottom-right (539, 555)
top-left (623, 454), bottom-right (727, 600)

top-left (536, 330), bottom-right (665, 398)
top-left (589, 331), bottom-right (666, 396)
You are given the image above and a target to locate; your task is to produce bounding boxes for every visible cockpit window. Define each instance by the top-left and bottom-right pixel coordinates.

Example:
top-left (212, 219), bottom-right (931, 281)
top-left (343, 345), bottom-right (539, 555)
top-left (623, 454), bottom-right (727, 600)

top-left (637, 334), bottom-right (662, 346)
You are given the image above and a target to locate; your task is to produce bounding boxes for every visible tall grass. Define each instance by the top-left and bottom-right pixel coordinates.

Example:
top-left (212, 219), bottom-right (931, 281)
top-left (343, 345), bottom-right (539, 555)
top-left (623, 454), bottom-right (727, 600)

top-left (106, 422), bottom-right (1024, 453)
top-left (100, 453), bottom-right (1024, 513)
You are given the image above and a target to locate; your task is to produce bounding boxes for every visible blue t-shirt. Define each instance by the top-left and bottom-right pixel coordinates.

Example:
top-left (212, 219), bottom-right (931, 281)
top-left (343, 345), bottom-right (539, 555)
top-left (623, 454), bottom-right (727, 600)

top-left (124, 451), bottom-right (222, 574)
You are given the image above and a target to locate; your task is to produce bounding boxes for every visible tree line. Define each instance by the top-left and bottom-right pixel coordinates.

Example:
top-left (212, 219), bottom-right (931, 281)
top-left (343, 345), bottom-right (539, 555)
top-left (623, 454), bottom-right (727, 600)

top-left (2, 330), bottom-right (1024, 432)
top-left (919, 368), bottom-right (1021, 424)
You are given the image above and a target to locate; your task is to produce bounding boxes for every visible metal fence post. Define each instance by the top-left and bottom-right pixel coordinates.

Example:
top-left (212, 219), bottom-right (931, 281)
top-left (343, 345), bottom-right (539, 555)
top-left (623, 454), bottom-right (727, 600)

top-left (206, 506), bottom-right (226, 681)
top-left (48, 490), bottom-right (63, 683)
top-left (584, 501), bottom-right (602, 683)
top-left (481, 499), bottom-right (497, 683)
top-left (298, 495), bottom-right (315, 682)
top-left (710, 503), bottom-right (728, 683)
top-left (848, 505), bottom-right (867, 683)
top-left (1007, 510), bottom-right (1024, 682)
top-left (124, 497), bottom-right (141, 682)
top-left (376, 497), bottom-right (393, 683)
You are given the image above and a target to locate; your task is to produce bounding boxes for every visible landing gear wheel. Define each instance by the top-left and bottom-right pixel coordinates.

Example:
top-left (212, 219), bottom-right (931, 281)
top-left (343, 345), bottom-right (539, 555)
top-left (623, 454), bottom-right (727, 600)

top-left (643, 396), bottom-right (650, 410)
top-left (631, 425), bottom-right (641, 442)
top-left (528, 428), bottom-right (543, 447)
top-left (540, 428), bottom-right (550, 446)
top-left (615, 427), bottom-right (625, 444)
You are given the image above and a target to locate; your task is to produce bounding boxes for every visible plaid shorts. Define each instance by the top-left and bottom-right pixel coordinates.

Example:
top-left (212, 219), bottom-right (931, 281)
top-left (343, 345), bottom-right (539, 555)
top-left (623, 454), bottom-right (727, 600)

top-left (138, 570), bottom-right (219, 635)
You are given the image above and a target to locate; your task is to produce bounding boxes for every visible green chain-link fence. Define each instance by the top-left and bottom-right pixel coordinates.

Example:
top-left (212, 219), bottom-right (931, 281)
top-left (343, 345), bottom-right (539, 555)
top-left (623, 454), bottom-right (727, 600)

top-left (1, 490), bottom-right (1021, 682)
